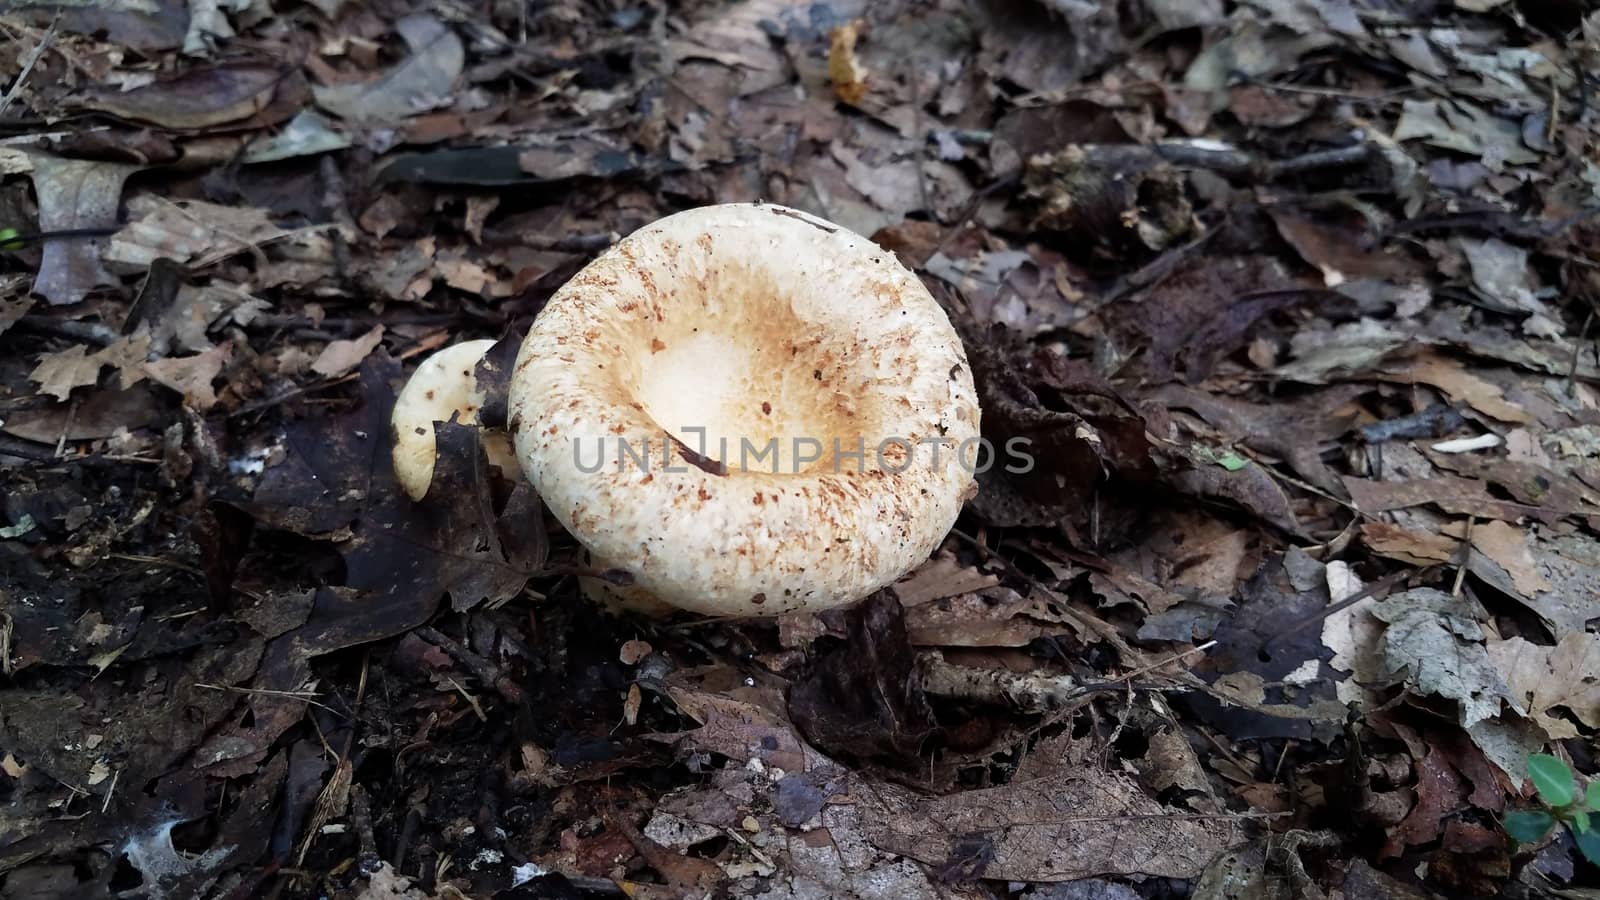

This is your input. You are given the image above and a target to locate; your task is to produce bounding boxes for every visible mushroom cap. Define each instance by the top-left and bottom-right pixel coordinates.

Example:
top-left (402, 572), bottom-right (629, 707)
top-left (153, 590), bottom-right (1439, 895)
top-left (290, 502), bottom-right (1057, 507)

top-left (509, 203), bottom-right (981, 617)
top-left (392, 339), bottom-right (517, 501)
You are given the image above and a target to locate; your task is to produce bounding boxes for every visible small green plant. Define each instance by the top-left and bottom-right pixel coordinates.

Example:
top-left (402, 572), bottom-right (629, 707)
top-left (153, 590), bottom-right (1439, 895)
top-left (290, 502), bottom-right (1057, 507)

top-left (1504, 753), bottom-right (1600, 864)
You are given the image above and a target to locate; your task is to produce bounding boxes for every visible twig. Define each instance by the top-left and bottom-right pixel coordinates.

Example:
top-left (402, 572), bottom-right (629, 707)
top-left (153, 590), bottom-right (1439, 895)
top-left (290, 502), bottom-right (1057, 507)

top-left (52, 399), bottom-right (76, 458)
top-left (415, 625), bottom-right (525, 704)
top-left (444, 676), bottom-right (488, 722)
top-left (0, 17), bottom-right (57, 121)
top-left (100, 767), bottom-right (119, 813)
top-left (1565, 311), bottom-right (1593, 398)
top-left (1102, 640), bottom-right (1216, 686)
top-left (1451, 516), bottom-right (1475, 597)
top-left (245, 313), bottom-right (460, 335)
top-left (482, 230), bottom-right (618, 253)
top-left (14, 315), bottom-right (120, 346)
top-left (0, 612), bottom-right (11, 677)
top-left (193, 683), bottom-right (343, 716)
top-left (1151, 141), bottom-right (1374, 182)
top-left (908, 59), bottom-right (930, 217)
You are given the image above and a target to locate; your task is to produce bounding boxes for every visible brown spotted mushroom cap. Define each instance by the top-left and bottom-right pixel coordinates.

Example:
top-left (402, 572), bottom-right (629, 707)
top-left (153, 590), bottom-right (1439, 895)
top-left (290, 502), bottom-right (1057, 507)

top-left (508, 203), bottom-right (981, 617)
top-left (392, 339), bottom-right (517, 501)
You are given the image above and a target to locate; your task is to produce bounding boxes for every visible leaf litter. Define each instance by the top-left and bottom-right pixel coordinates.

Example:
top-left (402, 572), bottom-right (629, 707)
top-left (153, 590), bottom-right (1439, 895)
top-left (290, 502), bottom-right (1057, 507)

top-left (4, 0), bottom-right (1600, 898)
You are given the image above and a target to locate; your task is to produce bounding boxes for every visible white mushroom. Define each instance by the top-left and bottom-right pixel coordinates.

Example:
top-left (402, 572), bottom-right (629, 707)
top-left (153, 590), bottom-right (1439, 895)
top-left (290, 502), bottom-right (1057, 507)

top-left (509, 203), bottom-right (981, 616)
top-left (390, 339), bottom-right (517, 501)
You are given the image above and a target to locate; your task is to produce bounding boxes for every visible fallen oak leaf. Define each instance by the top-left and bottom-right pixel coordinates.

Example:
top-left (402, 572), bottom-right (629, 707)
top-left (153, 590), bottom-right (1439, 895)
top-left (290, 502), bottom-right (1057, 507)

top-left (1344, 474), bottom-right (1530, 523)
top-left (26, 331), bottom-right (152, 400)
top-left (1487, 632), bottom-right (1600, 740)
top-left (28, 344), bottom-right (101, 401)
top-left (0, 290), bottom-right (29, 337)
top-left (144, 343), bottom-right (232, 410)
top-left (310, 325), bottom-right (384, 378)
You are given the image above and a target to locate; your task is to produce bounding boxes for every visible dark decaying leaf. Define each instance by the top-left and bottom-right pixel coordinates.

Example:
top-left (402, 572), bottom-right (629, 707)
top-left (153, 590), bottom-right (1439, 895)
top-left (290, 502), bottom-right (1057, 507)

top-left (1108, 255), bottom-right (1305, 383)
top-left (378, 143), bottom-right (660, 187)
top-left (473, 328), bottom-right (523, 429)
top-left (247, 353), bottom-right (544, 615)
top-left (69, 64), bottom-right (289, 130)
top-left (1180, 553), bottom-right (1345, 742)
top-left (787, 591), bottom-right (937, 766)
top-left (956, 319), bottom-right (1156, 528)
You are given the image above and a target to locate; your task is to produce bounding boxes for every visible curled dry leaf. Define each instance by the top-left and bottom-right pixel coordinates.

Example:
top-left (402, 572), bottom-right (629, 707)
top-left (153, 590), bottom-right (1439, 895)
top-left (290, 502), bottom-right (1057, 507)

top-left (28, 344), bottom-right (103, 401)
top-left (1469, 520), bottom-right (1552, 596)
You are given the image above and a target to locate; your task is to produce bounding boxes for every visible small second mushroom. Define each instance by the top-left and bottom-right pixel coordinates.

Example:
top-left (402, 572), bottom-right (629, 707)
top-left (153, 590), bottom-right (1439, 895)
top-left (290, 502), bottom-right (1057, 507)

top-left (393, 202), bottom-right (982, 617)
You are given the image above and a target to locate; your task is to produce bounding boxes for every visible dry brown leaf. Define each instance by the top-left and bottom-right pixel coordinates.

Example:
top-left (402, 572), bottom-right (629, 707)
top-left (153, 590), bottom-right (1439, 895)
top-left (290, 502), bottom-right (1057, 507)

top-left (310, 326), bottom-right (385, 378)
top-left (903, 587), bottom-right (1057, 647)
top-left (1488, 633), bottom-right (1600, 740)
top-left (1469, 521), bottom-right (1552, 596)
top-left (1361, 521), bottom-right (1458, 564)
top-left (106, 197), bottom-right (288, 269)
top-left (1344, 475), bottom-right (1526, 522)
top-left (859, 769), bottom-right (1236, 880)
top-left (892, 553), bottom-right (1000, 607)
top-left (29, 344), bottom-right (103, 401)
top-left (1172, 528), bottom-right (1252, 596)
top-left (828, 20), bottom-right (869, 105)
top-left (436, 257), bottom-right (491, 294)
top-left (1377, 354), bottom-right (1532, 424)
top-left (70, 64), bottom-right (281, 129)
top-left (144, 344), bottom-right (231, 410)
top-left (30, 333), bottom-right (154, 401)
top-left (1382, 745), bottom-right (1466, 856)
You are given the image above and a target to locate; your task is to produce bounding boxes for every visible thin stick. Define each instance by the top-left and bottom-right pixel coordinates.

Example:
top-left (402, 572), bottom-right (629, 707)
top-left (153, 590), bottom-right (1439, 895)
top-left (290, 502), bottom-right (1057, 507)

top-left (1108, 640), bottom-right (1216, 685)
top-left (1451, 516), bottom-right (1475, 597)
top-left (0, 17), bottom-right (57, 121)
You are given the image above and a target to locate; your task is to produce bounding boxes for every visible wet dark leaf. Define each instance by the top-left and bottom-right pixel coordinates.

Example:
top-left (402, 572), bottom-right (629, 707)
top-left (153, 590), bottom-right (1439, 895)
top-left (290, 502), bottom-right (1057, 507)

top-left (787, 591), bottom-right (936, 766)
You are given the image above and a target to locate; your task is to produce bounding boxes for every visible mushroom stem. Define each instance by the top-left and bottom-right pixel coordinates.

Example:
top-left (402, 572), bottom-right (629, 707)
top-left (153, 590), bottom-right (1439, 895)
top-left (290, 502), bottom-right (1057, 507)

top-left (390, 339), bottom-right (517, 501)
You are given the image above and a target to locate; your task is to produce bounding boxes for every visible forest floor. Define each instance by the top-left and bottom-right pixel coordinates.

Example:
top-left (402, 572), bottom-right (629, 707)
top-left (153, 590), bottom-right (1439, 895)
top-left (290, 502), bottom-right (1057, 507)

top-left (3, 0), bottom-right (1600, 898)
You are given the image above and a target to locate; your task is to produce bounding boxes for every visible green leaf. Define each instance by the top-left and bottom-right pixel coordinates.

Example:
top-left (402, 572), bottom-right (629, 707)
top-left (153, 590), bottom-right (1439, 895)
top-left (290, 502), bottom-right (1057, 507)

top-left (1192, 446), bottom-right (1251, 471)
top-left (1587, 780), bottom-right (1600, 811)
top-left (1575, 810), bottom-right (1592, 834)
top-left (1576, 825), bottom-right (1600, 866)
top-left (1504, 810), bottom-right (1556, 844)
top-left (1530, 754), bottom-right (1575, 807)
top-left (0, 227), bottom-right (19, 250)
